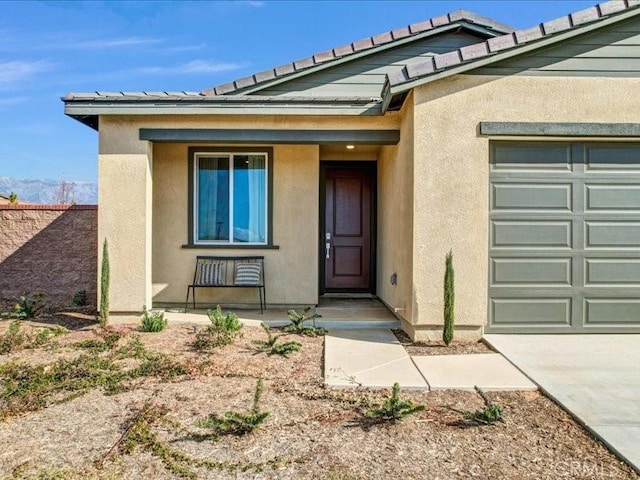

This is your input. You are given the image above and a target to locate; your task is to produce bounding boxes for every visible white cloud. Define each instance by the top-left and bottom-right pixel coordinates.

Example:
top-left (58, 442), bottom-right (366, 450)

top-left (246, 1), bottom-right (265, 6)
top-left (161, 43), bottom-right (208, 54)
top-left (72, 36), bottom-right (162, 49)
top-left (0, 61), bottom-right (50, 89)
top-left (136, 60), bottom-right (244, 75)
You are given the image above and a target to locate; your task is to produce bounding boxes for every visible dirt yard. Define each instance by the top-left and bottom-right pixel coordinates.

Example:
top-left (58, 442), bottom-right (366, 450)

top-left (0, 313), bottom-right (635, 480)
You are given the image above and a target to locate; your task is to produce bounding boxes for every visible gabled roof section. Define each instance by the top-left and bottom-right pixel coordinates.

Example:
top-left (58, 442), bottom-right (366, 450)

top-left (383, 0), bottom-right (640, 107)
top-left (201, 9), bottom-right (513, 96)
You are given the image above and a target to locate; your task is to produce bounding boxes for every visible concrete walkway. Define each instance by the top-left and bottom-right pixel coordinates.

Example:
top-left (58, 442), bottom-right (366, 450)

top-left (484, 334), bottom-right (640, 474)
top-left (325, 329), bottom-right (427, 389)
top-left (324, 329), bottom-right (535, 391)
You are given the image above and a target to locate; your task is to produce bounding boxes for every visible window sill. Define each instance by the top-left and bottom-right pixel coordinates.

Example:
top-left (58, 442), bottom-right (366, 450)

top-left (181, 244), bottom-right (280, 250)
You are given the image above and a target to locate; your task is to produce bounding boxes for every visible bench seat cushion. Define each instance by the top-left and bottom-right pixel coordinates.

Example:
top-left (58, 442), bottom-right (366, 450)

top-left (234, 263), bottom-right (262, 285)
top-left (197, 262), bottom-right (225, 285)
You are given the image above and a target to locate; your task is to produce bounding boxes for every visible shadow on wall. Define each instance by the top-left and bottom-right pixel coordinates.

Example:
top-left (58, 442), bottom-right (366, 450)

top-left (0, 205), bottom-right (98, 310)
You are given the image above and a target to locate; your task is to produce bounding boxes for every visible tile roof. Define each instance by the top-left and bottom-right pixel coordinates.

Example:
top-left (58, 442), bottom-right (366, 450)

top-left (385, 0), bottom-right (640, 90)
top-left (200, 9), bottom-right (513, 97)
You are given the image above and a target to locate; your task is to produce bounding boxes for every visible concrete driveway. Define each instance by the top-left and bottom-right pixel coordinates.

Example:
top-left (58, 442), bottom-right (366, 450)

top-left (484, 334), bottom-right (640, 474)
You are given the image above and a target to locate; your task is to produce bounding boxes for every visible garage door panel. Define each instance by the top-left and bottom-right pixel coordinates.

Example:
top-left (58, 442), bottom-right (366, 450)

top-left (585, 184), bottom-right (640, 211)
top-left (490, 298), bottom-right (572, 326)
top-left (585, 221), bottom-right (640, 248)
top-left (492, 220), bottom-right (572, 248)
top-left (491, 258), bottom-right (572, 286)
top-left (492, 143), bottom-right (571, 171)
top-left (585, 259), bottom-right (640, 285)
top-left (584, 299), bottom-right (640, 325)
top-left (492, 183), bottom-right (572, 211)
top-left (585, 145), bottom-right (640, 171)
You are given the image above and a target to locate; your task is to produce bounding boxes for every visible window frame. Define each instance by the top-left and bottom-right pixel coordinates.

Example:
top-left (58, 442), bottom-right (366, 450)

top-left (187, 146), bottom-right (274, 247)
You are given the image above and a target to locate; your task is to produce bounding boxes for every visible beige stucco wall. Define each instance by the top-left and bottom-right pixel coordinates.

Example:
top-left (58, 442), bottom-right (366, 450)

top-left (377, 93), bottom-right (414, 329)
top-left (411, 75), bottom-right (640, 340)
top-left (152, 142), bottom-right (319, 307)
top-left (98, 114), bottom-right (401, 315)
top-left (98, 118), bottom-right (153, 313)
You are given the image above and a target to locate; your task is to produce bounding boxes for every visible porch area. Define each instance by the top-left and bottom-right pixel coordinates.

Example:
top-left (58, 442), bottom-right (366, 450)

top-left (162, 298), bottom-right (400, 330)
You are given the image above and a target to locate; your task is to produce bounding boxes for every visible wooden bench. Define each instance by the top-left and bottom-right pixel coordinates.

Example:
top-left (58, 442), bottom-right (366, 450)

top-left (185, 256), bottom-right (266, 313)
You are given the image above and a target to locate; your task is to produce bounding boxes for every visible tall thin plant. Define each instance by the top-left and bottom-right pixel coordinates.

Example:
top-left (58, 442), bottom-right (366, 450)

top-left (99, 239), bottom-right (110, 327)
top-left (8, 192), bottom-right (18, 205)
top-left (443, 249), bottom-right (455, 346)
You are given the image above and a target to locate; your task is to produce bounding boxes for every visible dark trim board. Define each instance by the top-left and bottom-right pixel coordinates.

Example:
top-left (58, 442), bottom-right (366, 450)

top-left (319, 161), bottom-right (377, 295)
top-left (141, 128), bottom-right (400, 145)
top-left (181, 244), bottom-right (280, 250)
top-left (480, 122), bottom-right (640, 137)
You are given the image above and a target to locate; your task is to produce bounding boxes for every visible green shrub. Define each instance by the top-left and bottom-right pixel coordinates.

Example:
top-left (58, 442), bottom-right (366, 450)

top-left (0, 321), bottom-right (66, 354)
top-left (283, 307), bottom-right (326, 336)
top-left (253, 323), bottom-right (301, 356)
top-left (119, 399), bottom-right (279, 478)
top-left (0, 321), bottom-right (28, 354)
top-left (1, 333), bottom-right (187, 419)
top-left (1, 293), bottom-right (43, 320)
top-left (99, 239), bottom-right (110, 327)
top-left (129, 350), bottom-right (187, 381)
top-left (141, 308), bottom-right (167, 332)
top-left (72, 290), bottom-right (87, 307)
top-left (192, 306), bottom-right (243, 351)
top-left (196, 379), bottom-right (269, 435)
top-left (443, 249), bottom-right (455, 346)
top-left (365, 382), bottom-right (425, 422)
top-left (33, 326), bottom-right (67, 346)
top-left (463, 386), bottom-right (504, 425)
top-left (73, 331), bottom-right (122, 353)
top-left (8, 192), bottom-right (17, 205)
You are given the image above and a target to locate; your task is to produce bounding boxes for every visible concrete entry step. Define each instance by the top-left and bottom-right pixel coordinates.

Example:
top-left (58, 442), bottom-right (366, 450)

top-left (163, 298), bottom-right (400, 330)
top-left (316, 297), bottom-right (400, 329)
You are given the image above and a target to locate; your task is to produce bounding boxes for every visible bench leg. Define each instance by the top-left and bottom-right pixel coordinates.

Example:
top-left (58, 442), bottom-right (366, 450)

top-left (184, 286), bottom-right (197, 312)
top-left (259, 286), bottom-right (266, 314)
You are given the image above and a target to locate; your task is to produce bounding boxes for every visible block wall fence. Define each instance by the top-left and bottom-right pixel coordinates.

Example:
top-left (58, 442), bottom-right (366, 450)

top-left (0, 204), bottom-right (98, 310)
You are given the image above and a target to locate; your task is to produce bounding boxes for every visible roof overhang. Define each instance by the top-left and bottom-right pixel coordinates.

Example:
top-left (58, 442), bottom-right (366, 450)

top-left (63, 95), bottom-right (384, 130)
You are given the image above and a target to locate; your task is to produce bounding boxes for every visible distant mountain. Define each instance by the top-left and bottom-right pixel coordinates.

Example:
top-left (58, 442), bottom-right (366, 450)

top-left (0, 176), bottom-right (97, 204)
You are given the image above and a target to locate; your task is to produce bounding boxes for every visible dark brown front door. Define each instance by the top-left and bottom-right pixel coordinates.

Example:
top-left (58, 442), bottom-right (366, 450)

top-left (322, 164), bottom-right (374, 292)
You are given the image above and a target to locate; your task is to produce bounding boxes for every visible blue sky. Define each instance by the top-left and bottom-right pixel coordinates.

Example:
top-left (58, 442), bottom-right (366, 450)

top-left (0, 0), bottom-right (595, 183)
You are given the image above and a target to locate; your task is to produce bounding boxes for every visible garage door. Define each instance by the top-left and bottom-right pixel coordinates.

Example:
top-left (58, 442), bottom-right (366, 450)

top-left (488, 142), bottom-right (640, 333)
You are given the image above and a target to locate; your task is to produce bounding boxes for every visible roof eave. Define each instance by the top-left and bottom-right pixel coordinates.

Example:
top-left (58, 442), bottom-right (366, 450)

top-left (63, 97), bottom-right (385, 127)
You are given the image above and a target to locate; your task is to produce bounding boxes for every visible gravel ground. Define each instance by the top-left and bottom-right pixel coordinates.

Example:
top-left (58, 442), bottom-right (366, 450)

top-left (393, 329), bottom-right (494, 356)
top-left (0, 318), bottom-right (636, 480)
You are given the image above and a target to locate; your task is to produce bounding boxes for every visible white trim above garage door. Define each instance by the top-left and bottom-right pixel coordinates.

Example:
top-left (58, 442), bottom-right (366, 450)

top-left (487, 141), bottom-right (640, 333)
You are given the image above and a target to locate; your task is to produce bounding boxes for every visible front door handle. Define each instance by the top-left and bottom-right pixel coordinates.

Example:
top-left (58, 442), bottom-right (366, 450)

top-left (326, 242), bottom-right (331, 259)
